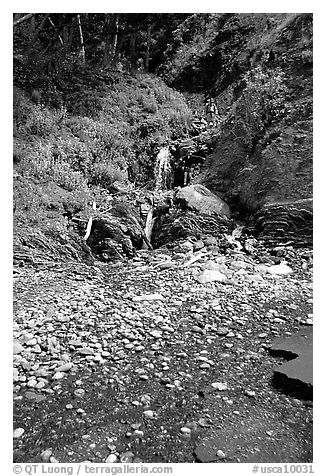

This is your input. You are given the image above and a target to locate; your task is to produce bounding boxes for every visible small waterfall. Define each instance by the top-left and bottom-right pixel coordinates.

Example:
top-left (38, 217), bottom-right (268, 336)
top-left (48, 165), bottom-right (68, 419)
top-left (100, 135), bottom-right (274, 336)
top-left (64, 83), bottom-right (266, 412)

top-left (154, 146), bottom-right (172, 192)
top-left (144, 208), bottom-right (155, 245)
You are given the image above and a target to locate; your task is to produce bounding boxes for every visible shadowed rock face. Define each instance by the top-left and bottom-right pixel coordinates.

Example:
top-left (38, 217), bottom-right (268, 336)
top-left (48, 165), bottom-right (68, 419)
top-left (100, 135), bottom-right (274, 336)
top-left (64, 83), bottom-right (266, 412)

top-left (170, 13), bottom-right (313, 247)
top-left (268, 327), bottom-right (313, 400)
top-left (248, 199), bottom-right (313, 248)
top-left (86, 201), bottom-right (146, 260)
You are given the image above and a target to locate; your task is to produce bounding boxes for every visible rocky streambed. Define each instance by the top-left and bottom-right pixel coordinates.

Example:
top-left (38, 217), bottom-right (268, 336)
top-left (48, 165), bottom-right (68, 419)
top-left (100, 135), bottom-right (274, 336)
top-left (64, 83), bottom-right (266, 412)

top-left (13, 240), bottom-right (313, 463)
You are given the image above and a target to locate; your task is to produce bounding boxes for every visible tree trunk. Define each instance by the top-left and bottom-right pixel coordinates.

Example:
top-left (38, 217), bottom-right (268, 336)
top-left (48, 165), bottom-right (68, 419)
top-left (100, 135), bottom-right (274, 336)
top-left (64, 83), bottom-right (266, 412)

top-left (112, 13), bottom-right (119, 59)
top-left (102, 13), bottom-right (119, 67)
top-left (129, 32), bottom-right (137, 68)
top-left (76, 14), bottom-right (85, 63)
top-left (67, 16), bottom-right (75, 50)
top-left (145, 15), bottom-right (152, 71)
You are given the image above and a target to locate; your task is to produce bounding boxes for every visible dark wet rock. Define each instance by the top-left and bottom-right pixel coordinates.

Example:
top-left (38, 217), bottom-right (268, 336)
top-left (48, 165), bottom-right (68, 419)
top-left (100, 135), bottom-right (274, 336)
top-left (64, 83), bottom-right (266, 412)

top-left (152, 210), bottom-right (232, 248)
top-left (268, 327), bottom-right (313, 399)
top-left (86, 200), bottom-right (150, 261)
top-left (250, 200), bottom-right (313, 248)
top-left (175, 184), bottom-right (231, 218)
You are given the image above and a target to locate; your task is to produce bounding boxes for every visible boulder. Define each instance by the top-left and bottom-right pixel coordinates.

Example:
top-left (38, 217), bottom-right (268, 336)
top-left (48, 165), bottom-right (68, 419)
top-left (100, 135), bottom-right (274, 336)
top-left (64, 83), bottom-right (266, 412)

top-left (86, 200), bottom-right (151, 260)
top-left (175, 185), bottom-right (231, 218)
top-left (196, 269), bottom-right (228, 284)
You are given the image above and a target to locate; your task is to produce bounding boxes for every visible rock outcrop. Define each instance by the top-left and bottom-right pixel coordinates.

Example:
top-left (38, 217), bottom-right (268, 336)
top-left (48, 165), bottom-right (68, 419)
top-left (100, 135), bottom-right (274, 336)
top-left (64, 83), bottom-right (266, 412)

top-left (152, 210), bottom-right (232, 249)
top-left (86, 201), bottom-right (150, 260)
top-left (164, 13), bottom-right (313, 247)
top-left (248, 199), bottom-right (313, 248)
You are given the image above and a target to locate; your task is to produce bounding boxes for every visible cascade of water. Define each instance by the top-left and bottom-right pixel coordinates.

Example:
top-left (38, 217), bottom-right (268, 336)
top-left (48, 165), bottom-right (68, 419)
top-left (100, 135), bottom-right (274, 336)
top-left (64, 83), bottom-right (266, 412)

top-left (144, 208), bottom-right (155, 245)
top-left (154, 146), bottom-right (172, 192)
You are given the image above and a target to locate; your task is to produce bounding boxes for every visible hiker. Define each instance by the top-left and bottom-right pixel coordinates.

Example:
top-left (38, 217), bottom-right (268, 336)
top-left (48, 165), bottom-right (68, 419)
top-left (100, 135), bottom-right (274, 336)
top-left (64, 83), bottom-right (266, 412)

top-left (183, 166), bottom-right (193, 186)
top-left (205, 97), bottom-right (217, 126)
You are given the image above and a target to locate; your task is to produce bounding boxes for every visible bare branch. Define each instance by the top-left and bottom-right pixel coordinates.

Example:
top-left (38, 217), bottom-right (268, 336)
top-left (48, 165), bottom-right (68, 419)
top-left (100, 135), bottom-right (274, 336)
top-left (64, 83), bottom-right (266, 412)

top-left (13, 13), bottom-right (34, 28)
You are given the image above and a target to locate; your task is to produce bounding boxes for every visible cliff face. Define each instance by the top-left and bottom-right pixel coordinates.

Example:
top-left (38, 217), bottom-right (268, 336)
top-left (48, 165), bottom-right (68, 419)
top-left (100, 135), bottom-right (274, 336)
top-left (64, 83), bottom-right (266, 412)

top-left (165, 13), bottom-right (313, 219)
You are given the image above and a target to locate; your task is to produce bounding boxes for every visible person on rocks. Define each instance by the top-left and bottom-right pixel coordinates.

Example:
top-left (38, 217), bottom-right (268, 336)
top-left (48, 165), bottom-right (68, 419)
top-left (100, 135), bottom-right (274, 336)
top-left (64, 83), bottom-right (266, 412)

top-left (205, 97), bottom-right (217, 127)
top-left (183, 165), bottom-right (193, 186)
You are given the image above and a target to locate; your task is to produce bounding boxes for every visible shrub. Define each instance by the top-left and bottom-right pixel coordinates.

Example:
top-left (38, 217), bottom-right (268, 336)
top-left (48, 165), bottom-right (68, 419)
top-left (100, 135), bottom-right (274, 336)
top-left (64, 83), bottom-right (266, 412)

top-left (223, 66), bottom-right (289, 148)
top-left (88, 162), bottom-right (124, 187)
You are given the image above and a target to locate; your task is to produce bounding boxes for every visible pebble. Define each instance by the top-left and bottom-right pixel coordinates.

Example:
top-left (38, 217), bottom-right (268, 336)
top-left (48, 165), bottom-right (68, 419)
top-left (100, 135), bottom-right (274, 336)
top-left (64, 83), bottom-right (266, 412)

top-left (211, 382), bottom-right (228, 391)
top-left (79, 348), bottom-right (94, 355)
top-left (180, 427), bottom-right (191, 434)
top-left (13, 368), bottom-right (19, 381)
top-left (196, 269), bottom-right (228, 284)
top-left (216, 328), bottom-right (229, 336)
top-left (140, 394), bottom-right (151, 405)
top-left (131, 423), bottom-right (142, 430)
top-left (13, 342), bottom-right (24, 355)
top-left (143, 410), bottom-right (154, 418)
top-left (26, 338), bottom-right (37, 346)
top-left (52, 372), bottom-right (65, 380)
top-left (74, 388), bottom-right (85, 397)
top-left (55, 362), bottom-right (73, 372)
top-left (106, 454), bottom-right (118, 463)
top-left (217, 450), bottom-right (226, 459)
top-left (245, 389), bottom-right (256, 397)
top-left (200, 363), bottom-right (211, 369)
top-left (120, 451), bottom-right (134, 463)
top-left (41, 449), bottom-right (53, 462)
top-left (132, 293), bottom-right (164, 302)
top-left (13, 428), bottom-right (25, 438)
top-left (149, 330), bottom-right (162, 338)
top-left (139, 374), bottom-right (149, 381)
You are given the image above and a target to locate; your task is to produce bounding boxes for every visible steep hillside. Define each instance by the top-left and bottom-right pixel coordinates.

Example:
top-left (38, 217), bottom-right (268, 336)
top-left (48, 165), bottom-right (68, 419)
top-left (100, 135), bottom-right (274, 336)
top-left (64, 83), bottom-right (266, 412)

top-left (13, 60), bottom-right (192, 264)
top-left (161, 13), bottom-right (313, 244)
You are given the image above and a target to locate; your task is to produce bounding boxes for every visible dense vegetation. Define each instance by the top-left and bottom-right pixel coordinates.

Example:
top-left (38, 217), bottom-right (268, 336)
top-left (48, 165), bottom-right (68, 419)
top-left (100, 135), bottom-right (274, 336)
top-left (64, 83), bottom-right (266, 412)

top-left (13, 13), bottom-right (195, 259)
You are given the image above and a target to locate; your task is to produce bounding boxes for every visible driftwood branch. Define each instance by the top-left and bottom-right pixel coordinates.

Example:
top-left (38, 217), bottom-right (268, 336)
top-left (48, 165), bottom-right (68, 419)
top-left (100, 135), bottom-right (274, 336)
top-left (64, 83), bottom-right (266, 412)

top-left (83, 201), bottom-right (96, 241)
top-left (182, 252), bottom-right (207, 268)
top-left (83, 217), bottom-right (93, 242)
